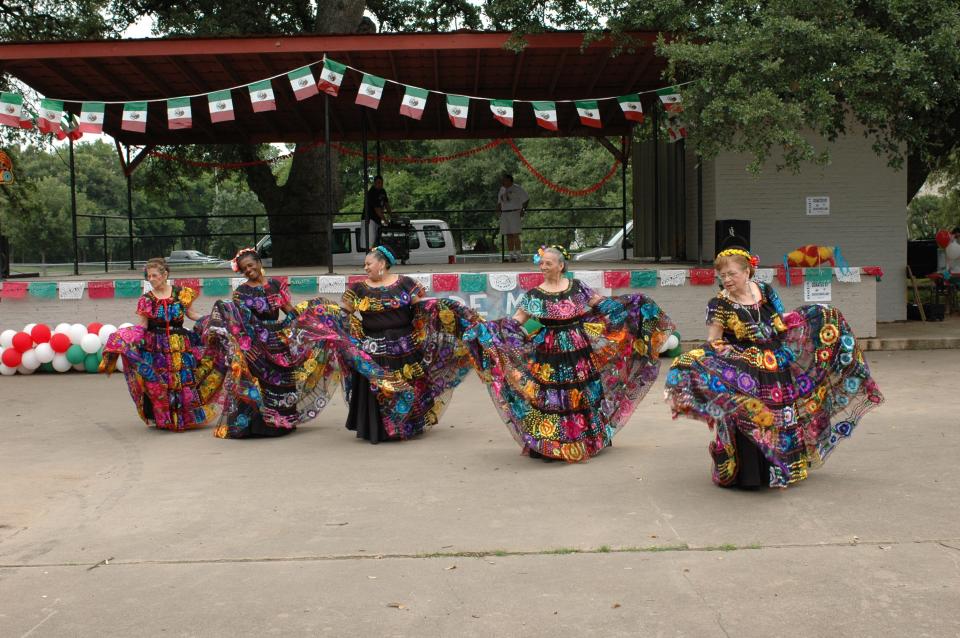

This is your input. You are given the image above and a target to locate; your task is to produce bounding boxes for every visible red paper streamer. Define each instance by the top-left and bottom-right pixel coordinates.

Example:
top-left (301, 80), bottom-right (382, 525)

top-left (431, 273), bottom-right (459, 292)
top-left (602, 270), bottom-right (630, 289)
top-left (518, 272), bottom-right (545, 290)
top-left (776, 267), bottom-right (804, 287)
top-left (0, 282), bottom-right (27, 299)
top-left (87, 280), bottom-right (116, 299)
top-left (689, 268), bottom-right (716, 285)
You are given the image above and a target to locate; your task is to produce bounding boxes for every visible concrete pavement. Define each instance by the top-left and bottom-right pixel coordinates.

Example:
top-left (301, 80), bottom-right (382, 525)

top-left (1, 350), bottom-right (958, 637)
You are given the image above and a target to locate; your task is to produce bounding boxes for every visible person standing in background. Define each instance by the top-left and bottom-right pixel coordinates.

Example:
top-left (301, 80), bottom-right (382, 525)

top-left (365, 175), bottom-right (392, 249)
top-left (496, 173), bottom-right (529, 262)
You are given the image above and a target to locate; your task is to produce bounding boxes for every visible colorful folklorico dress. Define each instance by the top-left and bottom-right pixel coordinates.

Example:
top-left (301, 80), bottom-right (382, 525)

top-left (665, 282), bottom-right (883, 488)
top-left (101, 286), bottom-right (214, 431)
top-left (200, 278), bottom-right (342, 439)
top-left (340, 276), bottom-right (476, 443)
top-left (464, 279), bottom-right (675, 462)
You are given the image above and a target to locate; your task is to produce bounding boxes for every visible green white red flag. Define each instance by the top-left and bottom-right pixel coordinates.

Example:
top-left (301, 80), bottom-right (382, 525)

top-left (247, 80), bottom-right (275, 112)
top-left (446, 95), bottom-right (469, 128)
top-left (532, 101), bottom-right (558, 131)
top-left (0, 93), bottom-right (23, 128)
top-left (657, 87), bottom-right (683, 113)
top-left (37, 99), bottom-right (63, 134)
top-left (575, 100), bottom-right (601, 128)
top-left (490, 99), bottom-right (513, 127)
top-left (18, 108), bottom-right (34, 130)
top-left (78, 102), bottom-right (105, 134)
top-left (288, 66), bottom-right (319, 101)
top-left (667, 120), bottom-right (688, 142)
top-left (167, 97), bottom-right (192, 129)
top-left (399, 86), bottom-right (428, 120)
top-left (317, 58), bottom-right (346, 97)
top-left (208, 90), bottom-right (235, 123)
top-left (356, 74), bottom-right (385, 109)
top-left (59, 113), bottom-right (82, 141)
top-left (617, 94), bottom-right (644, 122)
top-left (122, 101), bottom-right (148, 133)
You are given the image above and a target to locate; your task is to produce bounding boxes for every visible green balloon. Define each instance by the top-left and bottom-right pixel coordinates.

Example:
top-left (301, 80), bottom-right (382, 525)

top-left (39, 362), bottom-right (55, 373)
top-left (84, 353), bottom-right (101, 373)
top-left (66, 344), bottom-right (85, 364)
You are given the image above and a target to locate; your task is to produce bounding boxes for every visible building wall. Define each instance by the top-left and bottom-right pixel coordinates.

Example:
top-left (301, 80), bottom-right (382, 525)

top-left (700, 129), bottom-right (906, 322)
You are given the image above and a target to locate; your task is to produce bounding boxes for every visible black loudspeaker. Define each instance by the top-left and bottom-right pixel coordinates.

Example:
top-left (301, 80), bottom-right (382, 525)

top-left (907, 240), bottom-right (938, 277)
top-left (0, 235), bottom-right (9, 278)
top-left (715, 219), bottom-right (751, 253)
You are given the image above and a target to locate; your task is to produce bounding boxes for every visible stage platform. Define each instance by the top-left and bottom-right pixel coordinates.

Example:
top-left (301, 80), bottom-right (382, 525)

top-left (0, 261), bottom-right (881, 338)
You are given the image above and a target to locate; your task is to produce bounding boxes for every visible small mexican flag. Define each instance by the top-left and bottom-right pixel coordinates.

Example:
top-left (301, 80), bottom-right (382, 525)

top-left (356, 74), bottom-right (385, 109)
top-left (78, 102), bottom-right (105, 134)
top-left (248, 80), bottom-right (275, 112)
top-left (37, 99), bottom-right (64, 134)
top-left (18, 108), bottom-right (34, 130)
top-left (317, 58), bottom-right (346, 97)
top-left (666, 120), bottom-right (688, 142)
top-left (122, 101), bottom-right (148, 132)
top-left (59, 113), bottom-right (82, 141)
top-left (617, 94), bottom-right (644, 122)
top-left (208, 90), bottom-right (235, 123)
top-left (575, 100), bottom-right (601, 128)
top-left (288, 66), bottom-right (318, 101)
top-left (399, 86), bottom-right (428, 120)
top-left (490, 99), bottom-right (513, 127)
top-left (657, 86), bottom-right (683, 112)
top-left (532, 101), bottom-right (558, 131)
top-left (0, 92), bottom-right (23, 128)
top-left (167, 97), bottom-right (192, 129)
top-left (446, 95), bottom-right (469, 129)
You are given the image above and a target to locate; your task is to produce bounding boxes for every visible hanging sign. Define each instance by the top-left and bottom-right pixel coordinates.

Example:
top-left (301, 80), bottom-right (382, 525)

top-left (806, 196), bottom-right (830, 216)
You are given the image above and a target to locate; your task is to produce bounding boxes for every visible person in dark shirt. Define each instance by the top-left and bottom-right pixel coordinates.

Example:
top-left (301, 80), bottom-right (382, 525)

top-left (365, 175), bottom-right (392, 248)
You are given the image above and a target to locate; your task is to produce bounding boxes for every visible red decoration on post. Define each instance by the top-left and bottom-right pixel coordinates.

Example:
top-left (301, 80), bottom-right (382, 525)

top-left (518, 272), bottom-right (545, 290)
top-left (689, 268), bottom-right (717, 285)
top-left (602, 270), bottom-right (630, 289)
top-left (862, 266), bottom-right (884, 280)
top-left (87, 280), bottom-right (115, 299)
top-left (431, 273), bottom-right (459, 292)
top-left (936, 230), bottom-right (951, 249)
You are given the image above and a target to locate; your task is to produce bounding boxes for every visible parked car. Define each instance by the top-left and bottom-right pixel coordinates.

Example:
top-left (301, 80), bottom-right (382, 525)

top-left (573, 221), bottom-right (634, 261)
top-left (255, 219), bottom-right (456, 266)
top-left (166, 250), bottom-right (225, 266)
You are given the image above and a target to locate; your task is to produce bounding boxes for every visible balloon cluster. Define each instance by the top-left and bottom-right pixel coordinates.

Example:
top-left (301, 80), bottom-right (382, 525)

top-left (0, 322), bottom-right (132, 376)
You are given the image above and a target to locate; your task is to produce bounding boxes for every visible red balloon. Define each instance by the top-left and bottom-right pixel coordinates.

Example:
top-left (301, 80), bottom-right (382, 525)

top-left (1, 348), bottom-right (22, 368)
top-left (87, 322), bottom-right (103, 335)
top-left (11, 332), bottom-right (33, 353)
top-left (936, 229), bottom-right (951, 249)
top-left (49, 333), bottom-right (71, 353)
top-left (30, 324), bottom-right (52, 344)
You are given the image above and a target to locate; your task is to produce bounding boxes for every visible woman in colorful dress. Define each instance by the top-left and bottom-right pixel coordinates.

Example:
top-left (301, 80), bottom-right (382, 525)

top-left (664, 247), bottom-right (883, 489)
top-left (464, 246), bottom-right (675, 462)
top-left (338, 245), bottom-right (476, 443)
top-left (200, 248), bottom-right (340, 439)
top-left (101, 257), bottom-right (212, 431)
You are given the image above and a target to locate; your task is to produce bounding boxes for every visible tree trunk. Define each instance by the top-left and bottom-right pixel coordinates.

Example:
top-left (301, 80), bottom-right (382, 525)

top-left (239, 0), bottom-right (366, 267)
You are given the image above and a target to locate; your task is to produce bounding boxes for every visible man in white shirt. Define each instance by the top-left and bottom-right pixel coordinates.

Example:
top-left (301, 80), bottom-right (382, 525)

top-left (947, 227), bottom-right (960, 279)
top-left (496, 173), bottom-right (529, 262)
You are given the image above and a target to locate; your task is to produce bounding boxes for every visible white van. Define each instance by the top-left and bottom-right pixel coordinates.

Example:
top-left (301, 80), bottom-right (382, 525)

top-left (573, 221), bottom-right (634, 261)
top-left (255, 219), bottom-right (456, 266)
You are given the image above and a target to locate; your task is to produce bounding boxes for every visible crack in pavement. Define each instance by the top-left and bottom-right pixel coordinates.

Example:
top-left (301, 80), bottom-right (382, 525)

top-left (2, 537), bottom-right (958, 570)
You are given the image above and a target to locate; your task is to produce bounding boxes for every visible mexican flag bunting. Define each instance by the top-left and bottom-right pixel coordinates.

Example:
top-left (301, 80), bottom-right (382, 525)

top-left (208, 90), bottom-right (235, 123)
top-left (399, 86), bottom-right (428, 120)
top-left (167, 97), bottom-right (192, 129)
top-left (666, 119), bottom-right (688, 142)
top-left (355, 74), bottom-right (385, 109)
top-left (532, 101), bottom-right (558, 131)
top-left (78, 102), bottom-right (105, 134)
top-left (18, 108), bottom-right (34, 130)
top-left (446, 95), bottom-right (469, 128)
top-left (657, 86), bottom-right (683, 112)
top-left (617, 94), bottom-right (644, 122)
top-left (247, 80), bottom-right (276, 112)
top-left (122, 101), bottom-right (148, 132)
top-left (37, 99), bottom-right (63, 134)
top-left (0, 92), bottom-right (23, 128)
top-left (490, 99), bottom-right (513, 126)
top-left (575, 100), bottom-right (601, 128)
top-left (59, 113), bottom-right (82, 141)
top-left (317, 58), bottom-right (346, 97)
top-left (288, 66), bottom-right (319, 101)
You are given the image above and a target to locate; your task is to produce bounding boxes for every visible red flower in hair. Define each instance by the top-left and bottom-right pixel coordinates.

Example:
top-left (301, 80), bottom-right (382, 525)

top-left (749, 255), bottom-right (760, 268)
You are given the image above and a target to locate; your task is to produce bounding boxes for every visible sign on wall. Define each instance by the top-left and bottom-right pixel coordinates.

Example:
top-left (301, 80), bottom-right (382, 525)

top-left (806, 196), bottom-right (830, 216)
top-left (804, 280), bottom-right (832, 302)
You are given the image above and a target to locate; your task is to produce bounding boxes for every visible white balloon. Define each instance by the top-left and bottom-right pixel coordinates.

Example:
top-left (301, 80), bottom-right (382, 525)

top-left (0, 363), bottom-right (16, 376)
top-left (118, 322), bottom-right (134, 329)
top-left (0, 330), bottom-right (15, 349)
top-left (34, 343), bottom-right (55, 364)
top-left (98, 324), bottom-right (117, 342)
top-left (24, 323), bottom-right (36, 333)
top-left (20, 349), bottom-right (40, 370)
top-left (80, 333), bottom-right (101, 354)
top-left (54, 323), bottom-right (72, 334)
top-left (17, 365), bottom-right (35, 375)
top-left (52, 354), bottom-right (72, 372)
top-left (659, 334), bottom-right (680, 353)
top-left (68, 324), bottom-right (88, 345)
top-left (116, 357), bottom-right (124, 372)
top-left (72, 362), bottom-right (86, 372)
